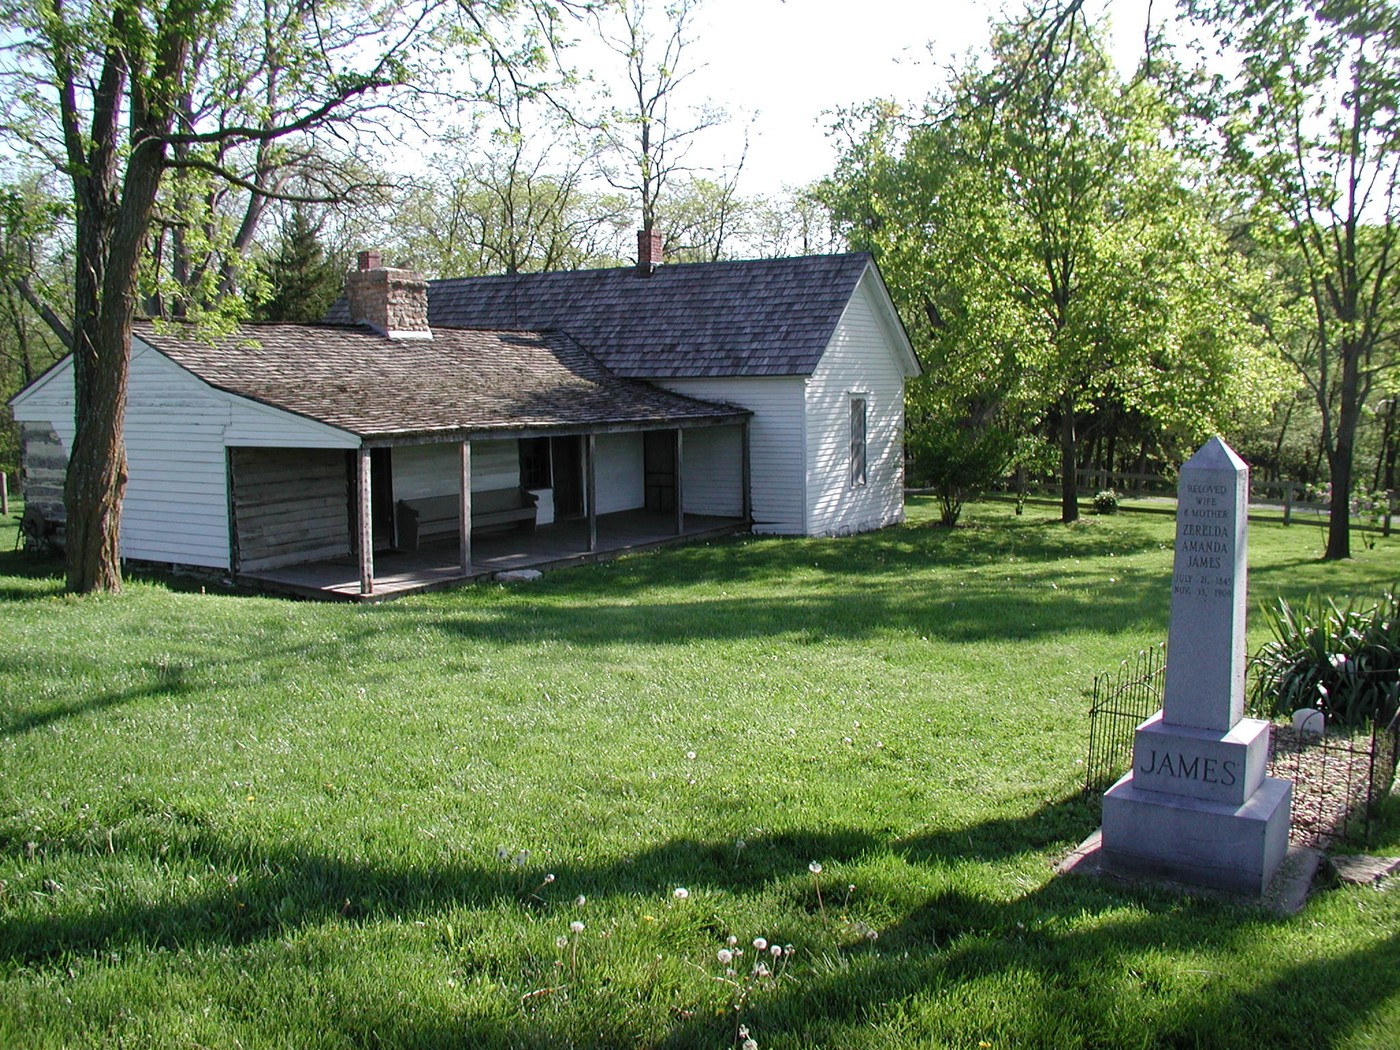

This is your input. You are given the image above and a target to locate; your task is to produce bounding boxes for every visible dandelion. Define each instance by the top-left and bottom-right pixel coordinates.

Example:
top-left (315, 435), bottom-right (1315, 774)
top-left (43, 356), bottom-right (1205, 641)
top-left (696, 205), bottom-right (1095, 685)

top-left (809, 862), bottom-right (825, 916)
top-left (543, 873), bottom-right (555, 884)
top-left (717, 948), bottom-right (734, 965)
top-left (685, 750), bottom-right (697, 760)
top-left (770, 943), bottom-right (782, 958)
top-left (575, 894), bottom-right (587, 907)
top-left (726, 935), bottom-right (738, 947)
top-left (752, 937), bottom-right (767, 951)
top-left (496, 846), bottom-right (509, 862)
top-left (556, 935), bottom-right (569, 949)
top-left (808, 861), bottom-right (822, 875)
top-left (513, 849), bottom-right (529, 867)
top-left (570, 920), bottom-right (585, 934)
top-left (673, 887), bottom-right (689, 899)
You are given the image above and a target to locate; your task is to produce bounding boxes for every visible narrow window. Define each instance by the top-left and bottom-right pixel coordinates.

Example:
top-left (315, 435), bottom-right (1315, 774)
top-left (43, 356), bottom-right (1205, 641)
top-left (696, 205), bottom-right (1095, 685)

top-left (850, 396), bottom-right (867, 487)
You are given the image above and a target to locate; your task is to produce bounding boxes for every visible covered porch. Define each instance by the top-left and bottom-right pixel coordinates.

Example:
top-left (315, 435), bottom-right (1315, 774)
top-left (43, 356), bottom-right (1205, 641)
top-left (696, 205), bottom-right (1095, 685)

top-left (238, 508), bottom-right (747, 601)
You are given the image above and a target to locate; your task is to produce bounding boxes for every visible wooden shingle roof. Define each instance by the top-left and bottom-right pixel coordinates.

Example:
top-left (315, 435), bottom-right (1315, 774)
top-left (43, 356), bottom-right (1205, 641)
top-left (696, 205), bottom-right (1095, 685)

top-left (135, 320), bottom-right (747, 441)
top-left (326, 253), bottom-right (876, 379)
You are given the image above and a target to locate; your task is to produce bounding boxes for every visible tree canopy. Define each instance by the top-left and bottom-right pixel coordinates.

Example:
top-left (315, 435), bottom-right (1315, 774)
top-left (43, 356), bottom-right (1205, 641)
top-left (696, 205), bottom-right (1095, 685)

top-left (824, 11), bottom-right (1281, 523)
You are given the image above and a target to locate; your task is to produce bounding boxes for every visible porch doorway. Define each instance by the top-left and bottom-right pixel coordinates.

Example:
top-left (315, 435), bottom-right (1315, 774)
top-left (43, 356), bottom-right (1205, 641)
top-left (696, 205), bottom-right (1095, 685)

top-left (643, 430), bottom-right (677, 513)
top-left (550, 436), bottom-right (585, 518)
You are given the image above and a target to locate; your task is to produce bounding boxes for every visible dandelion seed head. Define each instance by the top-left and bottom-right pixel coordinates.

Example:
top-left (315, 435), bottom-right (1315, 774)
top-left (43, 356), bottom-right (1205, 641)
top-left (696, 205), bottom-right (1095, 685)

top-left (770, 943), bottom-right (783, 958)
top-left (513, 850), bottom-right (529, 867)
top-left (576, 894), bottom-right (587, 907)
top-left (717, 948), bottom-right (733, 964)
top-left (543, 873), bottom-right (555, 883)
top-left (685, 750), bottom-right (697, 760)
top-left (752, 937), bottom-right (767, 950)
top-left (673, 887), bottom-right (689, 899)
top-left (726, 935), bottom-right (738, 947)
top-left (808, 861), bottom-right (822, 875)
top-left (570, 920), bottom-right (585, 934)
top-left (556, 935), bottom-right (569, 948)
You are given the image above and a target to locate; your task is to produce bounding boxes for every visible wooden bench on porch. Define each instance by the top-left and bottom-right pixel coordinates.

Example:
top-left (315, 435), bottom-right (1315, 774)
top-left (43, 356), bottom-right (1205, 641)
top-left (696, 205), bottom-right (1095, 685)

top-left (395, 487), bottom-right (539, 550)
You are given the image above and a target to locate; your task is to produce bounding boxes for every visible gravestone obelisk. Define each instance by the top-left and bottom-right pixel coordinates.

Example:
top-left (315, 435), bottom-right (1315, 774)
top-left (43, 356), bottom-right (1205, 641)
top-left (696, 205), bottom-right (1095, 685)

top-left (1101, 437), bottom-right (1292, 895)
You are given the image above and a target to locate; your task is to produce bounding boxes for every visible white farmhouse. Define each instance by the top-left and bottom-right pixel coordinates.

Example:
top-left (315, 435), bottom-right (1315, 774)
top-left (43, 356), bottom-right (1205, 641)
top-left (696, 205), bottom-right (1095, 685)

top-left (12, 243), bottom-right (919, 599)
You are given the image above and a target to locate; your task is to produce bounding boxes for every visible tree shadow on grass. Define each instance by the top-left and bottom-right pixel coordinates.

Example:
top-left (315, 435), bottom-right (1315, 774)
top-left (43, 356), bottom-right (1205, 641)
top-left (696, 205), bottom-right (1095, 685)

top-left (0, 547), bottom-right (65, 600)
top-left (5, 791), bottom-right (1394, 1049)
top-left (0, 824), bottom-right (888, 966)
top-left (669, 880), bottom-right (1400, 1050)
top-left (0, 674), bottom-right (196, 737)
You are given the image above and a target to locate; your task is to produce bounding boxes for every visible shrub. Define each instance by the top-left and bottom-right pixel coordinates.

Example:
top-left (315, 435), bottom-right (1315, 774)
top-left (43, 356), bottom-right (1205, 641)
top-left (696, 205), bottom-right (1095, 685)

top-left (1250, 589), bottom-right (1400, 726)
top-left (1092, 489), bottom-right (1119, 515)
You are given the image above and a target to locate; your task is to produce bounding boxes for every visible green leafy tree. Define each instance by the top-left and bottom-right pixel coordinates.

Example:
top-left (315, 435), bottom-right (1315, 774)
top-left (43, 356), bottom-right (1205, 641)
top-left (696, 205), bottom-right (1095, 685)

top-left (825, 13), bottom-right (1279, 523)
top-left (1185, 0), bottom-right (1400, 559)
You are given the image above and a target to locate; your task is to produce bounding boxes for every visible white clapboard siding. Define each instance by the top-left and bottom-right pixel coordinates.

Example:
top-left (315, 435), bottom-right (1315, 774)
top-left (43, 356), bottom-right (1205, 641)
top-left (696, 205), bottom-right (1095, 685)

top-left (11, 342), bottom-right (360, 569)
top-left (680, 425), bottom-right (743, 517)
top-left (594, 432), bottom-right (643, 514)
top-left (391, 440), bottom-right (520, 502)
top-left (805, 275), bottom-right (910, 536)
top-left (658, 377), bottom-right (807, 534)
top-left (115, 346), bottom-right (234, 567)
top-left (225, 398), bottom-right (360, 449)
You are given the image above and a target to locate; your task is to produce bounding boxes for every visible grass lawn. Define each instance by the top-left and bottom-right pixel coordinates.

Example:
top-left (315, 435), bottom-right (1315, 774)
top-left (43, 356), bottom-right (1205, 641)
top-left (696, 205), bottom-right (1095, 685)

top-left (1, 497), bottom-right (1398, 1049)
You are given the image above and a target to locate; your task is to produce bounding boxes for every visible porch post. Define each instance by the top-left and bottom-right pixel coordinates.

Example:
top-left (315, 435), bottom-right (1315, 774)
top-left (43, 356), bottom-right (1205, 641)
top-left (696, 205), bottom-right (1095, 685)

top-left (459, 440), bottom-right (472, 574)
top-left (674, 428), bottom-right (685, 535)
top-left (357, 447), bottom-right (374, 596)
top-left (741, 419), bottom-right (752, 524)
top-left (586, 433), bottom-right (598, 552)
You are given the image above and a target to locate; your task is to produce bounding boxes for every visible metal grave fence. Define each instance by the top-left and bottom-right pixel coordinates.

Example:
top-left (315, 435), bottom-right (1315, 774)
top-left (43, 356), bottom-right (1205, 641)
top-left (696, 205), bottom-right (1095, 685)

top-left (1083, 645), bottom-right (1400, 848)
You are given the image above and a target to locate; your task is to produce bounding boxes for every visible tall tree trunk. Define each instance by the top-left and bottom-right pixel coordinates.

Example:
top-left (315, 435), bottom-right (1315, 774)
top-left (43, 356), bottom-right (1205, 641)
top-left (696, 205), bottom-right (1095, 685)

top-left (64, 145), bottom-right (171, 591)
top-left (1323, 340), bottom-right (1363, 561)
top-left (1059, 395), bottom-right (1079, 523)
top-left (1375, 396), bottom-right (1396, 492)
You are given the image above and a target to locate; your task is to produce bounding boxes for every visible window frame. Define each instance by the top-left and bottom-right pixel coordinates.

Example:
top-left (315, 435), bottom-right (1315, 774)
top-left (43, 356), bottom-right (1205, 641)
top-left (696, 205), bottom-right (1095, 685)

top-left (849, 394), bottom-right (868, 488)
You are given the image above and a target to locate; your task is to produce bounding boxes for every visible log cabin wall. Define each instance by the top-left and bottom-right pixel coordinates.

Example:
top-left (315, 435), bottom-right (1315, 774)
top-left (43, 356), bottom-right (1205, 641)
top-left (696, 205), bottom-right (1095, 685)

top-left (230, 448), bottom-right (351, 572)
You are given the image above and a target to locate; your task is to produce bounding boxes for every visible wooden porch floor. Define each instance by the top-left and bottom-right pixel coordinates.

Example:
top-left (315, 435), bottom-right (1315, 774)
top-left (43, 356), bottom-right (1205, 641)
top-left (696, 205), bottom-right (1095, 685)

top-left (239, 510), bottom-right (747, 601)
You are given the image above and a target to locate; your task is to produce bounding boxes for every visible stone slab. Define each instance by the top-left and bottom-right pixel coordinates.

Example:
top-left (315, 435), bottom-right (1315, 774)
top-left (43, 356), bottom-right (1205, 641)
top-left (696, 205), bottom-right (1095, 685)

top-left (1331, 855), bottom-right (1400, 886)
top-left (1131, 711), bottom-right (1271, 805)
top-left (1058, 829), bottom-right (1324, 915)
top-left (1163, 437), bottom-right (1249, 732)
top-left (494, 569), bottom-right (543, 582)
top-left (1101, 772), bottom-right (1292, 896)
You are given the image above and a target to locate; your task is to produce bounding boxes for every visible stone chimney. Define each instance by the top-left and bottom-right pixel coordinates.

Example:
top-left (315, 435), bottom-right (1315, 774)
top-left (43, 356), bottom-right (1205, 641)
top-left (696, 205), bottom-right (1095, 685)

top-left (345, 250), bottom-right (432, 339)
top-left (636, 228), bottom-right (663, 276)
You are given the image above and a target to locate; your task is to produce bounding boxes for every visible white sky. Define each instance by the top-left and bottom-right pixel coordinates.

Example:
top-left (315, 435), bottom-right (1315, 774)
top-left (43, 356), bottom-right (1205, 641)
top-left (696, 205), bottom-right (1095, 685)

top-left (625, 0), bottom-right (1160, 196)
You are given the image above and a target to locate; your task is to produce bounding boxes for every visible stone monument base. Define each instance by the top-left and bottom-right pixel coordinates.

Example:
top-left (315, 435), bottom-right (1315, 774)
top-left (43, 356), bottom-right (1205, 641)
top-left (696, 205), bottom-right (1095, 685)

top-left (1101, 773), bottom-right (1292, 895)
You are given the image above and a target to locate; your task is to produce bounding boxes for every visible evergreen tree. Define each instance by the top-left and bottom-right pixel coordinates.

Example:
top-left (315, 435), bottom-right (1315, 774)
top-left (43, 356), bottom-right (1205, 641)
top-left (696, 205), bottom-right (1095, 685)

top-left (255, 209), bottom-right (342, 323)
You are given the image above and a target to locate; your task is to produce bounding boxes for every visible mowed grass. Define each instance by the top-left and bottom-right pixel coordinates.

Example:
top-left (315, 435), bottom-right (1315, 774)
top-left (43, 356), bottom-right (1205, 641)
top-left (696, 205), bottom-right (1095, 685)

top-left (1, 498), bottom-right (1397, 1049)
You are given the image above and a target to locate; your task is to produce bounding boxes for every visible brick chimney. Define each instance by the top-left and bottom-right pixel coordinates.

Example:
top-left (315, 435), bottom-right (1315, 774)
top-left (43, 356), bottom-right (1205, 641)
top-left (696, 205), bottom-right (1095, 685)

top-left (636, 228), bottom-right (663, 276)
top-left (345, 250), bottom-right (432, 339)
